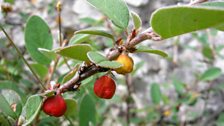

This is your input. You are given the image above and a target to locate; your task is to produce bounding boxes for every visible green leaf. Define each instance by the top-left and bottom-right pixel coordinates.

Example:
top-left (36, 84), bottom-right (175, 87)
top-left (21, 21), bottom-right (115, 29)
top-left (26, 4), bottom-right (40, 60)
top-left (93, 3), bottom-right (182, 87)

top-left (0, 94), bottom-right (17, 119)
top-left (38, 48), bottom-right (57, 60)
top-left (200, 67), bottom-right (222, 81)
top-left (69, 34), bottom-right (90, 45)
top-left (1, 90), bottom-right (21, 106)
top-left (199, 2), bottom-right (224, 31)
top-left (4, 0), bottom-right (14, 4)
top-left (150, 83), bottom-right (162, 105)
top-left (37, 117), bottom-right (60, 126)
top-left (0, 114), bottom-right (11, 126)
top-left (151, 6), bottom-right (224, 39)
top-left (216, 112), bottom-right (224, 126)
top-left (200, 2), bottom-right (224, 9)
top-left (87, 51), bottom-right (108, 64)
top-left (0, 81), bottom-right (26, 102)
top-left (173, 80), bottom-right (185, 94)
top-left (56, 44), bottom-right (92, 61)
top-left (79, 95), bottom-right (96, 126)
top-left (202, 46), bottom-right (214, 60)
top-left (131, 11), bottom-right (142, 30)
top-left (64, 99), bottom-right (78, 119)
top-left (87, 0), bottom-right (129, 29)
top-left (62, 64), bottom-right (80, 84)
top-left (30, 63), bottom-right (48, 79)
top-left (20, 95), bottom-right (42, 126)
top-left (79, 17), bottom-right (99, 25)
top-left (215, 24), bottom-right (224, 31)
top-left (202, 2), bottom-right (224, 31)
top-left (25, 16), bottom-right (53, 64)
top-left (98, 61), bottom-right (122, 69)
top-left (75, 29), bottom-right (115, 41)
top-left (136, 46), bottom-right (168, 57)
top-left (1, 90), bottom-right (23, 117)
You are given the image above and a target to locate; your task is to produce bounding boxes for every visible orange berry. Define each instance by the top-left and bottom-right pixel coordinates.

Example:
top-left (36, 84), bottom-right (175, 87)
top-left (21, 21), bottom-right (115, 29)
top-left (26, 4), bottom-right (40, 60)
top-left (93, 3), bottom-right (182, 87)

top-left (115, 53), bottom-right (134, 74)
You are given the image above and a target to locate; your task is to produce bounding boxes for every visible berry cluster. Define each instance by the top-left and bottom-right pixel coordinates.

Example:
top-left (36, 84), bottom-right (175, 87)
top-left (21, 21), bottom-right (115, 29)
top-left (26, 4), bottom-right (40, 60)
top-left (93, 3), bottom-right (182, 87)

top-left (42, 53), bottom-right (134, 117)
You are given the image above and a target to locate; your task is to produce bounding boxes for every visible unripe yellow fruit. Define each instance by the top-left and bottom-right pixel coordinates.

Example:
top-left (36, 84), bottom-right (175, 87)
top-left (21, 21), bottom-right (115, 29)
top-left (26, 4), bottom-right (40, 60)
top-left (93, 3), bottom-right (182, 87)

top-left (115, 53), bottom-right (134, 74)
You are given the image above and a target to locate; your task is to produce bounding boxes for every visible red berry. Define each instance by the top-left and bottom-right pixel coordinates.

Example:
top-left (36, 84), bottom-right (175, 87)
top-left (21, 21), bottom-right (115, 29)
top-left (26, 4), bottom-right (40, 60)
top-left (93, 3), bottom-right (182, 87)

top-left (94, 75), bottom-right (116, 99)
top-left (42, 94), bottom-right (67, 117)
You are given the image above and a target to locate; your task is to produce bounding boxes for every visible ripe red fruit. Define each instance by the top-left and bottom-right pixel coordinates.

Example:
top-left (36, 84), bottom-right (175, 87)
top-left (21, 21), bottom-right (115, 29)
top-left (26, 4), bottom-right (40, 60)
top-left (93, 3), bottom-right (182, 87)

top-left (42, 94), bottom-right (67, 117)
top-left (94, 75), bottom-right (116, 99)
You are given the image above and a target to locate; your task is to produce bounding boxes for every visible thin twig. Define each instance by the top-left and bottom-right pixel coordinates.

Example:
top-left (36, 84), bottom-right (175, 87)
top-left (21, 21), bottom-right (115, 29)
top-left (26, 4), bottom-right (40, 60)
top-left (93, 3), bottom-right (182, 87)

top-left (46, 56), bottom-right (60, 87)
top-left (57, 1), bottom-right (63, 46)
top-left (46, 1), bottom-right (72, 87)
top-left (0, 25), bottom-right (46, 90)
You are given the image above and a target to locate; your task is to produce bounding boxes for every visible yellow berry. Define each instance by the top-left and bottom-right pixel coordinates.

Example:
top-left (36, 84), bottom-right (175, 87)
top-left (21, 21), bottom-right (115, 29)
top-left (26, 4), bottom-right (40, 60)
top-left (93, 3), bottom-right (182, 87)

top-left (115, 53), bottom-right (134, 74)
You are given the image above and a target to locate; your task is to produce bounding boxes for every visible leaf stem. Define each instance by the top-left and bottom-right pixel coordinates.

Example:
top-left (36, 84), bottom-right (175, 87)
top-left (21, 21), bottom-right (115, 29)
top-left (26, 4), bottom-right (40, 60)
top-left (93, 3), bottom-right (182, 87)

top-left (0, 25), bottom-right (46, 90)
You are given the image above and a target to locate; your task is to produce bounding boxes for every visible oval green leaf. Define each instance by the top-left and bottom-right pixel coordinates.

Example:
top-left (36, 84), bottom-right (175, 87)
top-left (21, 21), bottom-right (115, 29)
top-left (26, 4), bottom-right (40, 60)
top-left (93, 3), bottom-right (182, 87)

top-left (87, 51), bottom-right (108, 64)
top-left (98, 61), bottom-right (122, 69)
top-left (20, 95), bottom-right (42, 126)
top-left (75, 29), bottom-right (115, 41)
top-left (199, 2), bottom-right (224, 31)
top-left (64, 99), bottom-right (78, 119)
top-left (69, 34), bottom-right (90, 45)
top-left (0, 94), bottom-right (17, 119)
top-left (79, 95), bottom-right (96, 126)
top-left (38, 48), bottom-right (57, 60)
top-left (200, 67), bottom-right (222, 81)
top-left (131, 11), bottom-right (142, 30)
top-left (62, 64), bottom-right (80, 84)
top-left (202, 46), bottom-right (214, 60)
top-left (30, 63), bottom-right (48, 79)
top-left (136, 46), bottom-right (168, 57)
top-left (150, 83), bottom-right (162, 105)
top-left (173, 80), bottom-right (186, 95)
top-left (87, 0), bottom-right (129, 29)
top-left (0, 114), bottom-right (11, 126)
top-left (25, 16), bottom-right (53, 64)
top-left (0, 81), bottom-right (26, 103)
top-left (56, 44), bottom-right (92, 61)
top-left (151, 6), bottom-right (224, 39)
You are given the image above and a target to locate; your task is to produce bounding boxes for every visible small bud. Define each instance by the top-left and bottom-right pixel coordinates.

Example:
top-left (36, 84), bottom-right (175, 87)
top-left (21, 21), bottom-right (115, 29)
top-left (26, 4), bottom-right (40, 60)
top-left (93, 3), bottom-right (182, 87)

top-left (56, 1), bottom-right (62, 12)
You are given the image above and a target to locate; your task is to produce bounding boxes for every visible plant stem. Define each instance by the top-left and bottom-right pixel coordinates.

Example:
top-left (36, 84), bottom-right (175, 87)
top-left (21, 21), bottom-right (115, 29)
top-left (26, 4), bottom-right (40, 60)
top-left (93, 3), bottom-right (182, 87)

top-left (46, 56), bottom-right (60, 87)
top-left (46, 1), bottom-right (71, 87)
top-left (57, 1), bottom-right (63, 47)
top-left (0, 25), bottom-right (46, 90)
top-left (125, 74), bottom-right (134, 125)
